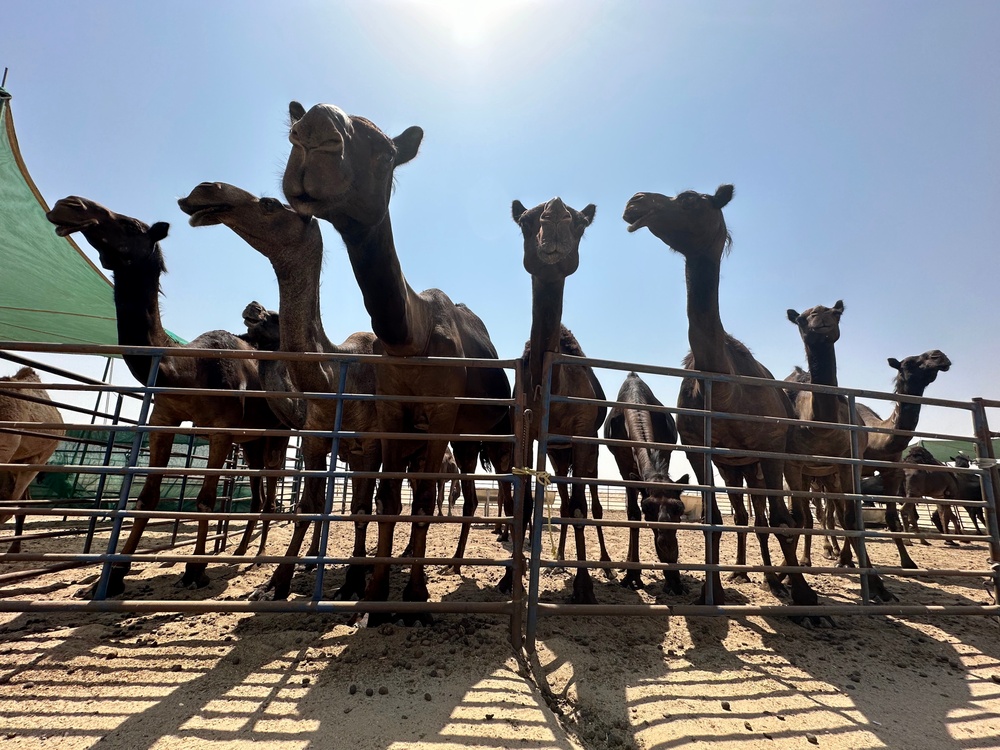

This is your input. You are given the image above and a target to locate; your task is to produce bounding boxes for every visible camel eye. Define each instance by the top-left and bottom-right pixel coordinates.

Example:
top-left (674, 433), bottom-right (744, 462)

top-left (261, 198), bottom-right (281, 213)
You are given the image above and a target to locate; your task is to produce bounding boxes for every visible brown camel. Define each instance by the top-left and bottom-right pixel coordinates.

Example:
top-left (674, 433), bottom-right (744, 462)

top-left (783, 302), bottom-right (894, 601)
top-left (437, 446), bottom-right (462, 516)
top-left (0, 367), bottom-right (66, 552)
top-left (177, 183), bottom-right (382, 602)
top-left (624, 185), bottom-right (820, 611)
top-left (949, 453), bottom-right (986, 535)
top-left (46, 197), bottom-right (286, 597)
top-left (282, 102), bottom-right (513, 618)
top-left (902, 444), bottom-right (961, 545)
top-left (605, 371), bottom-right (689, 594)
top-left (850, 350), bottom-right (952, 569)
top-left (511, 197), bottom-right (609, 604)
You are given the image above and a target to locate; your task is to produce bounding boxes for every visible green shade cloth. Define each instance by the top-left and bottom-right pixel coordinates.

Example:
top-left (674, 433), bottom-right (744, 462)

top-left (913, 439), bottom-right (1000, 464)
top-left (0, 91), bottom-right (120, 346)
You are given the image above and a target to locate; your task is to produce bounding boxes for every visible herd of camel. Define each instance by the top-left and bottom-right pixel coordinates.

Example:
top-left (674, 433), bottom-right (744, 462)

top-left (0, 101), bottom-right (984, 620)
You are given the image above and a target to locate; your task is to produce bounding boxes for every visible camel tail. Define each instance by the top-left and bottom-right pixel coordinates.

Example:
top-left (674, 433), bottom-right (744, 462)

top-left (479, 447), bottom-right (494, 473)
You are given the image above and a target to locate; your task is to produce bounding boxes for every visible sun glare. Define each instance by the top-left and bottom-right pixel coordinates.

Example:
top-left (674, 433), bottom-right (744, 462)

top-left (424, 0), bottom-right (516, 48)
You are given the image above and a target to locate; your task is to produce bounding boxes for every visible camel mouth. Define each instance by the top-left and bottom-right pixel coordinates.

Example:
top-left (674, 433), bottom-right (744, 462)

top-left (49, 219), bottom-right (99, 237)
top-left (183, 205), bottom-right (230, 227)
top-left (623, 210), bottom-right (650, 234)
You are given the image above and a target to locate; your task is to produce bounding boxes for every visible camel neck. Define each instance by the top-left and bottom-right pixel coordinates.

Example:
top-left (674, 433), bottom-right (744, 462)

top-left (684, 254), bottom-right (728, 373)
top-left (624, 409), bottom-right (670, 482)
top-left (342, 214), bottom-right (428, 354)
top-left (528, 275), bottom-right (565, 395)
top-left (266, 239), bottom-right (341, 391)
top-left (804, 340), bottom-right (840, 423)
top-left (875, 392), bottom-right (924, 453)
top-left (110, 261), bottom-right (176, 384)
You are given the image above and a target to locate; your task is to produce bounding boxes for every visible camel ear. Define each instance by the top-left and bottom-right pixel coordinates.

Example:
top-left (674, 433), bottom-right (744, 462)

top-left (888, 357), bottom-right (902, 370)
top-left (289, 101), bottom-right (306, 124)
top-left (581, 204), bottom-right (596, 226)
top-left (149, 222), bottom-right (169, 243)
top-left (677, 474), bottom-right (689, 485)
top-left (834, 299), bottom-right (845, 313)
top-left (511, 200), bottom-right (527, 223)
top-left (393, 126), bottom-right (423, 166)
top-left (786, 309), bottom-right (800, 324)
top-left (712, 184), bottom-right (734, 208)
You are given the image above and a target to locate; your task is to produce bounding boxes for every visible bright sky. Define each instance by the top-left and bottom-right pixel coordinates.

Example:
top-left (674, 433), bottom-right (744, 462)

top-left (2, 1), bottom-right (998, 477)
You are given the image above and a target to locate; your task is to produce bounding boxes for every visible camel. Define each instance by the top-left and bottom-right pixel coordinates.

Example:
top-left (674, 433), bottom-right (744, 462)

top-left (949, 453), bottom-right (986, 535)
top-left (282, 102), bottom-right (513, 618)
top-left (605, 371), bottom-right (689, 594)
top-left (624, 185), bottom-right (820, 611)
top-left (850, 350), bottom-right (952, 568)
top-left (0, 367), bottom-right (66, 553)
top-left (902, 444), bottom-right (961, 545)
top-left (437, 446), bottom-right (461, 516)
top-left (511, 197), bottom-right (609, 604)
top-left (783, 302), bottom-right (894, 601)
top-left (46, 197), bottom-right (286, 597)
top-left (177, 183), bottom-right (382, 602)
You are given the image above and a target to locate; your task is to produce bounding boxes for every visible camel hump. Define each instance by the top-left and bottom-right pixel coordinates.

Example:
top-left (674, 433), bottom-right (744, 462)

top-left (7, 367), bottom-right (41, 383)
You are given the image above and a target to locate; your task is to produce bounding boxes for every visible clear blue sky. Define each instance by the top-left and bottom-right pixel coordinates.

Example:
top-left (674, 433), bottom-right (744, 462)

top-left (2, 1), bottom-right (998, 475)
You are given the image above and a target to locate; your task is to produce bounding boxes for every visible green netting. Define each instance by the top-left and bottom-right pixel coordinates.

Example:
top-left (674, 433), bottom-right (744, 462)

top-left (34, 429), bottom-right (253, 509)
top-left (913, 439), bottom-right (1000, 464)
top-left (0, 93), bottom-right (120, 346)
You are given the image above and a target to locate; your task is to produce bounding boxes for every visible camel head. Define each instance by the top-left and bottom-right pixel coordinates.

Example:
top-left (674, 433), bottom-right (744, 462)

top-left (511, 197), bottom-right (596, 282)
top-left (282, 102), bottom-right (423, 229)
top-left (888, 349), bottom-right (952, 394)
top-left (622, 185), bottom-right (733, 259)
top-left (46, 196), bottom-right (168, 274)
top-left (787, 300), bottom-right (844, 347)
top-left (178, 182), bottom-right (320, 256)
top-left (639, 473), bottom-right (689, 565)
top-left (240, 301), bottom-right (281, 352)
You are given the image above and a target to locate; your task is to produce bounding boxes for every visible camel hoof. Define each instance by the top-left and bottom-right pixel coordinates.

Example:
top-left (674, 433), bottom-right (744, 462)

top-left (901, 559), bottom-right (919, 570)
top-left (822, 550), bottom-right (837, 561)
top-left (663, 575), bottom-right (688, 596)
top-left (497, 568), bottom-right (514, 596)
top-left (178, 570), bottom-right (211, 590)
top-left (402, 579), bottom-right (430, 605)
top-left (727, 571), bottom-right (752, 584)
top-left (441, 565), bottom-right (462, 577)
top-left (401, 611), bottom-right (435, 628)
top-left (944, 540), bottom-right (959, 548)
top-left (789, 614), bottom-right (836, 628)
top-left (621, 572), bottom-right (644, 591)
top-left (836, 560), bottom-right (857, 569)
top-left (571, 570), bottom-right (597, 605)
top-left (249, 585), bottom-right (275, 602)
top-left (764, 574), bottom-right (788, 599)
top-left (333, 565), bottom-right (369, 601)
top-left (799, 558), bottom-right (812, 568)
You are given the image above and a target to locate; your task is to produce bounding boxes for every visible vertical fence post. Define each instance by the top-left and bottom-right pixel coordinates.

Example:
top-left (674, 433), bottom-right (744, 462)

top-left (311, 361), bottom-right (349, 601)
top-left (971, 399), bottom-right (1000, 605)
top-left (847, 395), bottom-right (872, 604)
top-left (93, 353), bottom-right (162, 601)
top-left (702, 377), bottom-right (717, 605)
top-left (83, 394), bottom-right (125, 555)
top-left (509, 360), bottom-right (527, 651)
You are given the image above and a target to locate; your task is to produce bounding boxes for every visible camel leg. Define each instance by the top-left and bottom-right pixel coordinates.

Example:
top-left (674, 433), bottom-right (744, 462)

top-left (879, 468), bottom-right (918, 567)
top-left (764, 460), bottom-right (820, 611)
top-left (825, 496), bottom-right (841, 558)
top-left (254, 435), bottom-right (329, 601)
top-left (436, 477), bottom-right (445, 517)
top-left (334, 458), bottom-right (378, 600)
top-left (179, 434), bottom-right (234, 590)
top-left (448, 441), bottom-right (481, 575)
top-left (492, 440), bottom-right (523, 596)
top-left (98, 425), bottom-right (175, 598)
top-left (743, 469), bottom-right (786, 598)
top-left (690, 451), bottom-right (726, 606)
top-left (621, 485), bottom-right (644, 590)
top-left (4, 471), bottom-right (36, 554)
top-left (901, 502), bottom-right (927, 545)
top-left (716, 465), bottom-right (752, 584)
top-left (836, 500), bottom-right (896, 602)
top-left (233, 439), bottom-right (267, 557)
top-left (589, 480), bottom-right (614, 578)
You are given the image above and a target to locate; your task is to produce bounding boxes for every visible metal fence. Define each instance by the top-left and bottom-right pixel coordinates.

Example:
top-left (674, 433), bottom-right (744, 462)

top-left (1, 342), bottom-right (998, 654)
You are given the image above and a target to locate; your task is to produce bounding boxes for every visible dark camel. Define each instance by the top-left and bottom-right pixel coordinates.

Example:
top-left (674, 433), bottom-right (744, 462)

top-left (851, 350), bottom-right (952, 568)
top-left (282, 102), bottom-right (513, 617)
top-left (46, 196), bottom-right (286, 596)
top-left (605, 371), bottom-right (689, 594)
top-left (784, 302), bottom-right (894, 601)
top-left (624, 185), bottom-right (820, 610)
top-left (178, 183), bottom-right (382, 601)
top-left (511, 197), bottom-right (609, 604)
top-left (0, 367), bottom-right (66, 553)
top-left (949, 454), bottom-right (986, 535)
top-left (902, 445), bottom-right (961, 544)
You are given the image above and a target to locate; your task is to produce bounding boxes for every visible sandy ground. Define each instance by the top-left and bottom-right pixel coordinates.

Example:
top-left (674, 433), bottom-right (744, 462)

top-left (1, 510), bottom-right (999, 750)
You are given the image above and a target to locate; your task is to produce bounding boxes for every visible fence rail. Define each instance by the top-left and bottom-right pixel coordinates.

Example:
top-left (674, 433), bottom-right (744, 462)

top-left (2, 343), bottom-right (999, 652)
